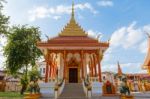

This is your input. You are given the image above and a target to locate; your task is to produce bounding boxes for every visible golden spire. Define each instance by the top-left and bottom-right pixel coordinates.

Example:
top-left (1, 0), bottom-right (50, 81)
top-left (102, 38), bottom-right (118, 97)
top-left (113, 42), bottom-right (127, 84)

top-left (117, 61), bottom-right (122, 76)
top-left (59, 1), bottom-right (87, 36)
top-left (71, 1), bottom-right (75, 19)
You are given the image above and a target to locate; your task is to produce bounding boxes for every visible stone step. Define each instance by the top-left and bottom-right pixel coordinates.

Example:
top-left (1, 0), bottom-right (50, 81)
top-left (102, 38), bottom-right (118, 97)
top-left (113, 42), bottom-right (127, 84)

top-left (58, 83), bottom-right (86, 99)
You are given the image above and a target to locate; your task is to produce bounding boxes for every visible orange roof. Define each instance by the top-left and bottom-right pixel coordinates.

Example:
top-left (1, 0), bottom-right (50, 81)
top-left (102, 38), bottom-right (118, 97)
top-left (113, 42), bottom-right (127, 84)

top-left (38, 36), bottom-right (109, 48)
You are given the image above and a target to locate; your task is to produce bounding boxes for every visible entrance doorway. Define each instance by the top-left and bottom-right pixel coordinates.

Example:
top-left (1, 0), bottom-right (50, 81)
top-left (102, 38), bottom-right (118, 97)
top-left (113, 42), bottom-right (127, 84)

top-left (69, 68), bottom-right (78, 83)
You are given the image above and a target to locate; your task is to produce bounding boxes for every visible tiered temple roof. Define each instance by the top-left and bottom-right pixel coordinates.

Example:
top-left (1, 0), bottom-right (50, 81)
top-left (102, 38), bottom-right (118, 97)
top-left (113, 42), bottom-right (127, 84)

top-left (59, 17), bottom-right (87, 37)
top-left (37, 3), bottom-right (109, 50)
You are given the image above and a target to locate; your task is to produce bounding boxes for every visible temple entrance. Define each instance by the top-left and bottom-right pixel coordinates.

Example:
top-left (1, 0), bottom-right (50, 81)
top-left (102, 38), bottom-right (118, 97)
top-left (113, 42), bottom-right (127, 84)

top-left (69, 68), bottom-right (78, 83)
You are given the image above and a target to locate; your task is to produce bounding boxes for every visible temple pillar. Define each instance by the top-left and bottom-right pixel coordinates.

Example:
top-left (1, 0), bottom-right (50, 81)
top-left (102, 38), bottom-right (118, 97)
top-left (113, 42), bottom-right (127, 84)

top-left (45, 62), bottom-right (49, 82)
top-left (59, 55), bottom-right (64, 79)
top-left (55, 59), bottom-right (58, 78)
top-left (81, 50), bottom-right (84, 79)
top-left (90, 55), bottom-right (94, 77)
top-left (49, 55), bottom-right (54, 79)
top-left (90, 61), bottom-right (93, 77)
top-left (52, 61), bottom-right (56, 79)
top-left (93, 54), bottom-right (97, 77)
top-left (49, 60), bottom-right (52, 78)
top-left (63, 50), bottom-right (67, 79)
top-left (45, 53), bottom-right (49, 83)
top-left (88, 61), bottom-right (92, 77)
top-left (97, 50), bottom-right (102, 82)
top-left (84, 56), bottom-right (87, 78)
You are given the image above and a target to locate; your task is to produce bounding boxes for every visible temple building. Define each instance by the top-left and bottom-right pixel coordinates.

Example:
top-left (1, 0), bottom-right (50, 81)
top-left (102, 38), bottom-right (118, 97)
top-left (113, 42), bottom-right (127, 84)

top-left (37, 3), bottom-right (109, 83)
top-left (142, 34), bottom-right (150, 74)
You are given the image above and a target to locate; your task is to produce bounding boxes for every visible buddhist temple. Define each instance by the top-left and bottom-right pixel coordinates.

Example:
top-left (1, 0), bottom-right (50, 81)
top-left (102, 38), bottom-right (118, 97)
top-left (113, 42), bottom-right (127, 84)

top-left (142, 34), bottom-right (150, 73)
top-left (37, 3), bottom-right (109, 84)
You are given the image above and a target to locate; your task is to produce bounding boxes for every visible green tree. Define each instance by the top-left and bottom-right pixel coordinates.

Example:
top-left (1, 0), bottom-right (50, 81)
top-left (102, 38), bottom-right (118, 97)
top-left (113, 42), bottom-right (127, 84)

top-left (28, 65), bottom-right (41, 81)
top-left (4, 25), bottom-right (42, 94)
top-left (0, 0), bottom-right (9, 34)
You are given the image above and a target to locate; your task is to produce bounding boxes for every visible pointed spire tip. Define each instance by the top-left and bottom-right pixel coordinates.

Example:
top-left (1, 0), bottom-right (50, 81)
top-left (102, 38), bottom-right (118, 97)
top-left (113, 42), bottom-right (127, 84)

top-left (71, 0), bottom-right (75, 19)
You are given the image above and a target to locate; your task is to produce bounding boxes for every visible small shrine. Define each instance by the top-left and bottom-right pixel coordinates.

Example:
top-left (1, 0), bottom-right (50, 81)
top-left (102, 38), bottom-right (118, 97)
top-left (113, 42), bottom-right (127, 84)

top-left (37, 3), bottom-right (109, 83)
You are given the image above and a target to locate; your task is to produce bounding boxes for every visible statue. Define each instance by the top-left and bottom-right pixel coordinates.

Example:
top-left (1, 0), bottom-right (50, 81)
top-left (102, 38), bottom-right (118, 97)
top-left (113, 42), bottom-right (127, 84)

top-left (119, 78), bottom-right (130, 95)
top-left (106, 80), bottom-right (112, 94)
top-left (29, 79), bottom-right (40, 94)
top-left (102, 80), bottom-right (116, 95)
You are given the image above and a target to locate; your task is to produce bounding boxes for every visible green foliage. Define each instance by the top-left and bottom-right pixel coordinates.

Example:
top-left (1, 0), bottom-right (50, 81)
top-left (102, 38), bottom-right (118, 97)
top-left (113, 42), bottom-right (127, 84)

top-left (4, 25), bottom-right (42, 74)
top-left (28, 66), bottom-right (41, 81)
top-left (20, 74), bottom-right (29, 86)
top-left (0, 0), bottom-right (9, 34)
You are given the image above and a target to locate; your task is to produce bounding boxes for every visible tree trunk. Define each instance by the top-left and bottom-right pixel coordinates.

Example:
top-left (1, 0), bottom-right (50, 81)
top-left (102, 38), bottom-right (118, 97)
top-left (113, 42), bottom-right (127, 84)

top-left (25, 65), bottom-right (28, 81)
top-left (20, 65), bottom-right (28, 95)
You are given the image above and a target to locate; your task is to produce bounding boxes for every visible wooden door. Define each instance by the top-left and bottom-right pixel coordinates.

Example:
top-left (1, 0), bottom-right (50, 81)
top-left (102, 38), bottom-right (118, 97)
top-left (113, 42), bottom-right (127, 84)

top-left (69, 68), bottom-right (78, 83)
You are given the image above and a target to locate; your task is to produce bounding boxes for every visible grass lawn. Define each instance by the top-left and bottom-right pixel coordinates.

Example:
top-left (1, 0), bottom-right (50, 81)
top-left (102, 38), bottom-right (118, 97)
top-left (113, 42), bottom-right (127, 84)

top-left (0, 92), bottom-right (23, 97)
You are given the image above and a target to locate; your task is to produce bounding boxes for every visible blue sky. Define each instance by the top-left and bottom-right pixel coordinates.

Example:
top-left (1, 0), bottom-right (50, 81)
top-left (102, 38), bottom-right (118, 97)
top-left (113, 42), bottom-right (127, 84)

top-left (0, 0), bottom-right (150, 73)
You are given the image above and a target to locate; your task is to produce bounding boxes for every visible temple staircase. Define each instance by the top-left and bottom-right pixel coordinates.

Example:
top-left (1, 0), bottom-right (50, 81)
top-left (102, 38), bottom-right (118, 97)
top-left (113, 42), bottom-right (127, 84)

top-left (58, 83), bottom-right (87, 99)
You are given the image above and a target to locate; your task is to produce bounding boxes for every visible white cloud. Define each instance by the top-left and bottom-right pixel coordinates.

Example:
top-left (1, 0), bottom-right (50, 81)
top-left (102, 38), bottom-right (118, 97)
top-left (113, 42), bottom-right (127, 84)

top-left (124, 22), bottom-right (143, 48)
top-left (139, 40), bottom-right (147, 54)
top-left (103, 22), bottom-right (148, 63)
top-left (87, 30), bottom-right (97, 38)
top-left (102, 22), bottom-right (150, 73)
top-left (143, 24), bottom-right (150, 34)
top-left (53, 16), bottom-right (61, 20)
top-left (110, 21), bottom-right (145, 49)
top-left (75, 3), bottom-right (98, 14)
top-left (110, 22), bottom-right (150, 52)
top-left (87, 29), bottom-right (103, 40)
top-left (110, 27), bottom-right (126, 47)
top-left (28, 6), bottom-right (50, 21)
top-left (97, 0), bottom-right (113, 7)
top-left (28, 3), bottom-right (97, 22)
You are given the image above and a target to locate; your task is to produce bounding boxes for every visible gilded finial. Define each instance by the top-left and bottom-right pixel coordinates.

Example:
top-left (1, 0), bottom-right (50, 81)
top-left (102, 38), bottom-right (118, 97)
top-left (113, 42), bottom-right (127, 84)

top-left (71, 0), bottom-right (75, 19)
top-left (146, 32), bottom-right (150, 38)
top-left (144, 30), bottom-right (150, 38)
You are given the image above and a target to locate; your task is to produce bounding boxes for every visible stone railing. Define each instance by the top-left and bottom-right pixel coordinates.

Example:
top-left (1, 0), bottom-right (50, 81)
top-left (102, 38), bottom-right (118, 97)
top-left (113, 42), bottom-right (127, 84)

top-left (39, 82), bottom-right (56, 98)
top-left (88, 77), bottom-right (103, 96)
top-left (54, 79), bottom-right (65, 99)
top-left (91, 81), bottom-right (103, 96)
top-left (82, 79), bottom-right (92, 98)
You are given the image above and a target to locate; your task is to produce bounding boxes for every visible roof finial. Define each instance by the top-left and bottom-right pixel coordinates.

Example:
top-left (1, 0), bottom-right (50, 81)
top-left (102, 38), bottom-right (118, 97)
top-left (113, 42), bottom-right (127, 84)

top-left (144, 31), bottom-right (150, 38)
top-left (71, 0), bottom-right (75, 19)
top-left (146, 32), bottom-right (150, 38)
